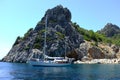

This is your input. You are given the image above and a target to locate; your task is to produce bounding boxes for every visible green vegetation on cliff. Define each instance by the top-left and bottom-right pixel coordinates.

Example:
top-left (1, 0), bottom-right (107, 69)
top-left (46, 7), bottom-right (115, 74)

top-left (72, 22), bottom-right (120, 46)
top-left (72, 23), bottom-right (106, 42)
top-left (13, 22), bottom-right (120, 47)
top-left (3, 5), bottom-right (120, 63)
top-left (111, 34), bottom-right (120, 46)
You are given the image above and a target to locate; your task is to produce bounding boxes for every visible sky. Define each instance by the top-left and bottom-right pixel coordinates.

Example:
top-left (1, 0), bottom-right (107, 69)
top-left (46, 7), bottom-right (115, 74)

top-left (0, 0), bottom-right (120, 59)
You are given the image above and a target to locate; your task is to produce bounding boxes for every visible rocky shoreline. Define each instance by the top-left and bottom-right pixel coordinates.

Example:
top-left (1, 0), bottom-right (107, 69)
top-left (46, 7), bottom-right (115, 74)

top-left (74, 58), bottom-right (120, 64)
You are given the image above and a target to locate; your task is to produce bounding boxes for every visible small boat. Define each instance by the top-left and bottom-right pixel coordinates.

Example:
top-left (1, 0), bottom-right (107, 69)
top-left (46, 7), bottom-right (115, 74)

top-left (27, 15), bottom-right (74, 67)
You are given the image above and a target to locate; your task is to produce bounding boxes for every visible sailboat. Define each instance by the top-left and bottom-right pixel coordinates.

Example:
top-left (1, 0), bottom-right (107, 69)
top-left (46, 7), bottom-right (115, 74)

top-left (27, 15), bottom-right (74, 67)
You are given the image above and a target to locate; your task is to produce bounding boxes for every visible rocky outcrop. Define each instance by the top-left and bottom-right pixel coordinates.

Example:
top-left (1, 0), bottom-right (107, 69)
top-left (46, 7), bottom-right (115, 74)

top-left (2, 5), bottom-right (120, 63)
top-left (2, 5), bottom-right (83, 63)
top-left (98, 23), bottom-right (120, 37)
top-left (88, 47), bottom-right (105, 59)
top-left (76, 41), bottom-right (120, 60)
top-left (114, 46), bottom-right (120, 58)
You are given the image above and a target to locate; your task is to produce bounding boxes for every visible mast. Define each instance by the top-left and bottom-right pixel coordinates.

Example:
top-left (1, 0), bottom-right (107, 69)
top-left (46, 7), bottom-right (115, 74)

top-left (65, 37), bottom-right (66, 58)
top-left (65, 36), bottom-right (68, 59)
top-left (43, 15), bottom-right (48, 59)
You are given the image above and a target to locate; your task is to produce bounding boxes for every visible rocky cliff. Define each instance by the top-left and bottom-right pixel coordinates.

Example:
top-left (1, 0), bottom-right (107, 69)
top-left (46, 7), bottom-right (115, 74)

top-left (2, 5), bottom-right (83, 63)
top-left (2, 5), bottom-right (120, 63)
top-left (79, 41), bottom-right (120, 60)
top-left (98, 23), bottom-right (120, 37)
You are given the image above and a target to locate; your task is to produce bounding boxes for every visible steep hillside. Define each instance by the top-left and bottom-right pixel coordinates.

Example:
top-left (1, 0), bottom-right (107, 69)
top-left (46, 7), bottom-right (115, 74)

top-left (2, 5), bottom-right (120, 63)
top-left (71, 23), bottom-right (120, 60)
top-left (98, 23), bottom-right (120, 46)
top-left (2, 5), bottom-right (83, 62)
top-left (98, 23), bottom-right (120, 37)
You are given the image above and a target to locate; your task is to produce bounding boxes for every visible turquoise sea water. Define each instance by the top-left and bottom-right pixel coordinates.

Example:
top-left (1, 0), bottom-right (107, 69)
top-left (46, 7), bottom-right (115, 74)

top-left (0, 62), bottom-right (120, 80)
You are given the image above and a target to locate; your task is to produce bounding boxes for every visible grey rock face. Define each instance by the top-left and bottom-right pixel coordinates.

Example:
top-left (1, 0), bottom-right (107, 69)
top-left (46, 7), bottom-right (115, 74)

top-left (45, 5), bottom-right (71, 23)
top-left (2, 5), bottom-right (83, 63)
top-left (98, 23), bottom-right (120, 37)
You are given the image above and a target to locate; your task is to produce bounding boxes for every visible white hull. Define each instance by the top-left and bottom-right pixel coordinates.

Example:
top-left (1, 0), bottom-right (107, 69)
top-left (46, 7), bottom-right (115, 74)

top-left (28, 60), bottom-right (71, 67)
